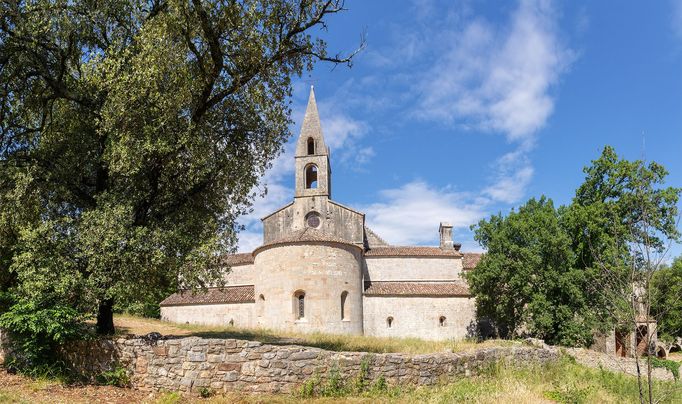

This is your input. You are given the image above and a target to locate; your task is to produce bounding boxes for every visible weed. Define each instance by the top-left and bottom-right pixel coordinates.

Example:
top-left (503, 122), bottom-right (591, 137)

top-left (155, 391), bottom-right (182, 404)
top-left (198, 386), bottom-right (213, 398)
top-left (96, 366), bottom-right (130, 387)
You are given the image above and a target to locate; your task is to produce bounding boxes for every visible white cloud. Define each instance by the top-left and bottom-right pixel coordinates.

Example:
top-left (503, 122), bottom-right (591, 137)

top-left (361, 180), bottom-right (487, 246)
top-left (416, 0), bottom-right (572, 142)
top-left (412, 0), bottom-right (572, 203)
top-left (483, 148), bottom-right (535, 203)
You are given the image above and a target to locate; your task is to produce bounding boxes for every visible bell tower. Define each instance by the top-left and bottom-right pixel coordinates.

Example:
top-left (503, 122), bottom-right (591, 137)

top-left (295, 86), bottom-right (331, 199)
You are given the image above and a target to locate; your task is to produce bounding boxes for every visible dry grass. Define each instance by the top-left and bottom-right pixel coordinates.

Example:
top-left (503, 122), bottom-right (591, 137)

top-left (113, 314), bottom-right (513, 354)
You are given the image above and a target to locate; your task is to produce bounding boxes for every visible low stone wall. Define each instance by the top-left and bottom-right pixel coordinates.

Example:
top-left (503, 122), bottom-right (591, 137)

top-left (58, 336), bottom-right (559, 393)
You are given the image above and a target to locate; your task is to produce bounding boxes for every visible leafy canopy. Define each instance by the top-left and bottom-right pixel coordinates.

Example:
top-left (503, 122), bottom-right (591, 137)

top-left (468, 146), bottom-right (681, 346)
top-left (0, 0), bottom-right (359, 350)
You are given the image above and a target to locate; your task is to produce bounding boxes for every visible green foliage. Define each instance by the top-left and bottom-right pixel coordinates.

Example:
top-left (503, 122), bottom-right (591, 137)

top-left (321, 364), bottom-right (345, 397)
top-left (96, 366), bottom-right (131, 387)
top-left (298, 359), bottom-right (385, 398)
top-left (651, 357), bottom-right (680, 381)
top-left (544, 383), bottom-right (593, 404)
top-left (298, 371), bottom-right (321, 398)
top-left (0, 0), bottom-right (354, 362)
top-left (155, 392), bottom-right (182, 404)
top-left (467, 197), bottom-right (596, 346)
top-left (0, 300), bottom-right (88, 373)
top-left (468, 146), bottom-right (681, 347)
top-left (198, 386), bottom-right (213, 398)
top-left (351, 355), bottom-right (372, 393)
top-left (651, 257), bottom-right (682, 341)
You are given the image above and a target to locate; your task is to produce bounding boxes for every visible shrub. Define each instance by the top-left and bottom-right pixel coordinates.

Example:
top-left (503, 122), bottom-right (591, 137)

top-left (198, 386), bottom-right (213, 398)
top-left (96, 366), bottom-right (131, 387)
top-left (0, 301), bottom-right (88, 376)
top-left (651, 357), bottom-right (680, 381)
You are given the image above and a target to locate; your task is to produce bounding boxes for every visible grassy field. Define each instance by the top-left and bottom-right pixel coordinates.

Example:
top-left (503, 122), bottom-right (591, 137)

top-left (113, 314), bottom-right (514, 354)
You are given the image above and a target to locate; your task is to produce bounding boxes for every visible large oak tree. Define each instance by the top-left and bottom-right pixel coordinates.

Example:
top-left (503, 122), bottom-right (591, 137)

top-left (0, 0), bottom-right (360, 341)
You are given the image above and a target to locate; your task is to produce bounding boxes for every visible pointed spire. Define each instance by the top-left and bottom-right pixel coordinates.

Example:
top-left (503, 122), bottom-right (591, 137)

top-left (296, 86), bottom-right (327, 157)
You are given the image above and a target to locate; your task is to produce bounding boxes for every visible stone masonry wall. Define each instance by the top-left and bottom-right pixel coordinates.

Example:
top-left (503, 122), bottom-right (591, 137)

top-left (58, 336), bottom-right (559, 393)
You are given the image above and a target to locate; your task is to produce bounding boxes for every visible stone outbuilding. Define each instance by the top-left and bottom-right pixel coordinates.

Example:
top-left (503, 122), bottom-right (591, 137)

top-left (161, 87), bottom-right (480, 340)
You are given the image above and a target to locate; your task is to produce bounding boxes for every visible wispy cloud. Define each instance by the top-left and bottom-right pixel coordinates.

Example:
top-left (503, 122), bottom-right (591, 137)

top-left (415, 0), bottom-right (572, 141)
top-left (413, 0), bottom-right (572, 203)
top-left (361, 180), bottom-right (487, 247)
top-left (483, 149), bottom-right (535, 204)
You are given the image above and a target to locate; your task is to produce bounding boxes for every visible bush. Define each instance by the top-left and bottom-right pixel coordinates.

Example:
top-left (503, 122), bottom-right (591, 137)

top-left (96, 366), bottom-right (131, 387)
top-left (651, 357), bottom-right (680, 381)
top-left (0, 301), bottom-right (88, 376)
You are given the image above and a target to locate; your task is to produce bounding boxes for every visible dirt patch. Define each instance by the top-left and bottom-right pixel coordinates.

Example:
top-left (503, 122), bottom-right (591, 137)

top-left (114, 315), bottom-right (194, 337)
top-left (0, 369), bottom-right (157, 404)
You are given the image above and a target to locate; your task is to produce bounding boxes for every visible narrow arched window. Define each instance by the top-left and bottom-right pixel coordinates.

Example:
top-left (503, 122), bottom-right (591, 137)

top-left (305, 164), bottom-right (318, 189)
top-left (439, 316), bottom-right (446, 327)
top-left (340, 291), bottom-right (348, 320)
top-left (387, 316), bottom-right (393, 328)
top-left (307, 137), bottom-right (315, 155)
top-left (294, 290), bottom-right (305, 319)
top-left (229, 319), bottom-right (234, 326)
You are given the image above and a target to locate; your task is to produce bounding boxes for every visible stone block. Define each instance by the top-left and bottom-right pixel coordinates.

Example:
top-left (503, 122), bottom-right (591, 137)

top-left (188, 352), bottom-right (206, 362)
top-left (218, 363), bottom-right (242, 372)
top-left (223, 371), bottom-right (239, 382)
top-left (290, 351), bottom-right (318, 361)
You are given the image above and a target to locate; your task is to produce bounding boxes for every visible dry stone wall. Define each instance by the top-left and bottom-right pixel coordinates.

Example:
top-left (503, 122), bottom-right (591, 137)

top-left (59, 335), bottom-right (559, 394)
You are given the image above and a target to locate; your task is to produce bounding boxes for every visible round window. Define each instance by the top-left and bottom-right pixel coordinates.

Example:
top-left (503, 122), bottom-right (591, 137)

top-left (306, 213), bottom-right (321, 228)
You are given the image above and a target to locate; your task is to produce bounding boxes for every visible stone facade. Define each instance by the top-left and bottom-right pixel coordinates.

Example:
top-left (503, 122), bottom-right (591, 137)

top-left (59, 335), bottom-right (560, 393)
top-left (363, 296), bottom-right (476, 340)
top-left (160, 87), bottom-right (480, 341)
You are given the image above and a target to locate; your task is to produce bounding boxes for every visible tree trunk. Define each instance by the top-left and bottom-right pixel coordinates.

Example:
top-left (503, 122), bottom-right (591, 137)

top-left (96, 298), bottom-right (115, 335)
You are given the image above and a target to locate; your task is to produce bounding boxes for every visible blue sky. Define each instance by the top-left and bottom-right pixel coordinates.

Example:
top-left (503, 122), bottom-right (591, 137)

top-left (237, 0), bottom-right (682, 257)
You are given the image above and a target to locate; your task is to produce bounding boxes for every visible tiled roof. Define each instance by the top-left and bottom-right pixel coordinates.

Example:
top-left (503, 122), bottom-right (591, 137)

top-left (463, 252), bottom-right (483, 269)
top-left (221, 253), bottom-right (254, 266)
top-left (364, 281), bottom-right (470, 297)
top-left (364, 246), bottom-right (462, 257)
top-left (160, 285), bottom-right (255, 306)
top-left (256, 228), bottom-right (362, 252)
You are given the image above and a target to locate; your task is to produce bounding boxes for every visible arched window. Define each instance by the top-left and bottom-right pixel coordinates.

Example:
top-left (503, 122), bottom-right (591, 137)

top-left (307, 137), bottom-right (315, 155)
top-left (294, 290), bottom-right (305, 320)
top-left (305, 164), bottom-right (318, 189)
top-left (340, 291), bottom-right (348, 320)
top-left (386, 316), bottom-right (393, 328)
top-left (229, 319), bottom-right (234, 326)
top-left (439, 316), bottom-right (446, 327)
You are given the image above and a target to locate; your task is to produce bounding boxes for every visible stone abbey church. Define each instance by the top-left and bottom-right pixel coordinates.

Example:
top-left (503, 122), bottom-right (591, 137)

top-left (161, 88), bottom-right (481, 340)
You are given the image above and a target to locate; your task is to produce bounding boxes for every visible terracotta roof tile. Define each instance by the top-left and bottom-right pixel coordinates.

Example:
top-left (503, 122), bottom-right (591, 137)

top-left (363, 281), bottom-right (470, 297)
top-left (221, 253), bottom-right (254, 266)
top-left (160, 285), bottom-right (255, 306)
top-left (463, 252), bottom-right (483, 269)
top-left (365, 246), bottom-right (462, 257)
